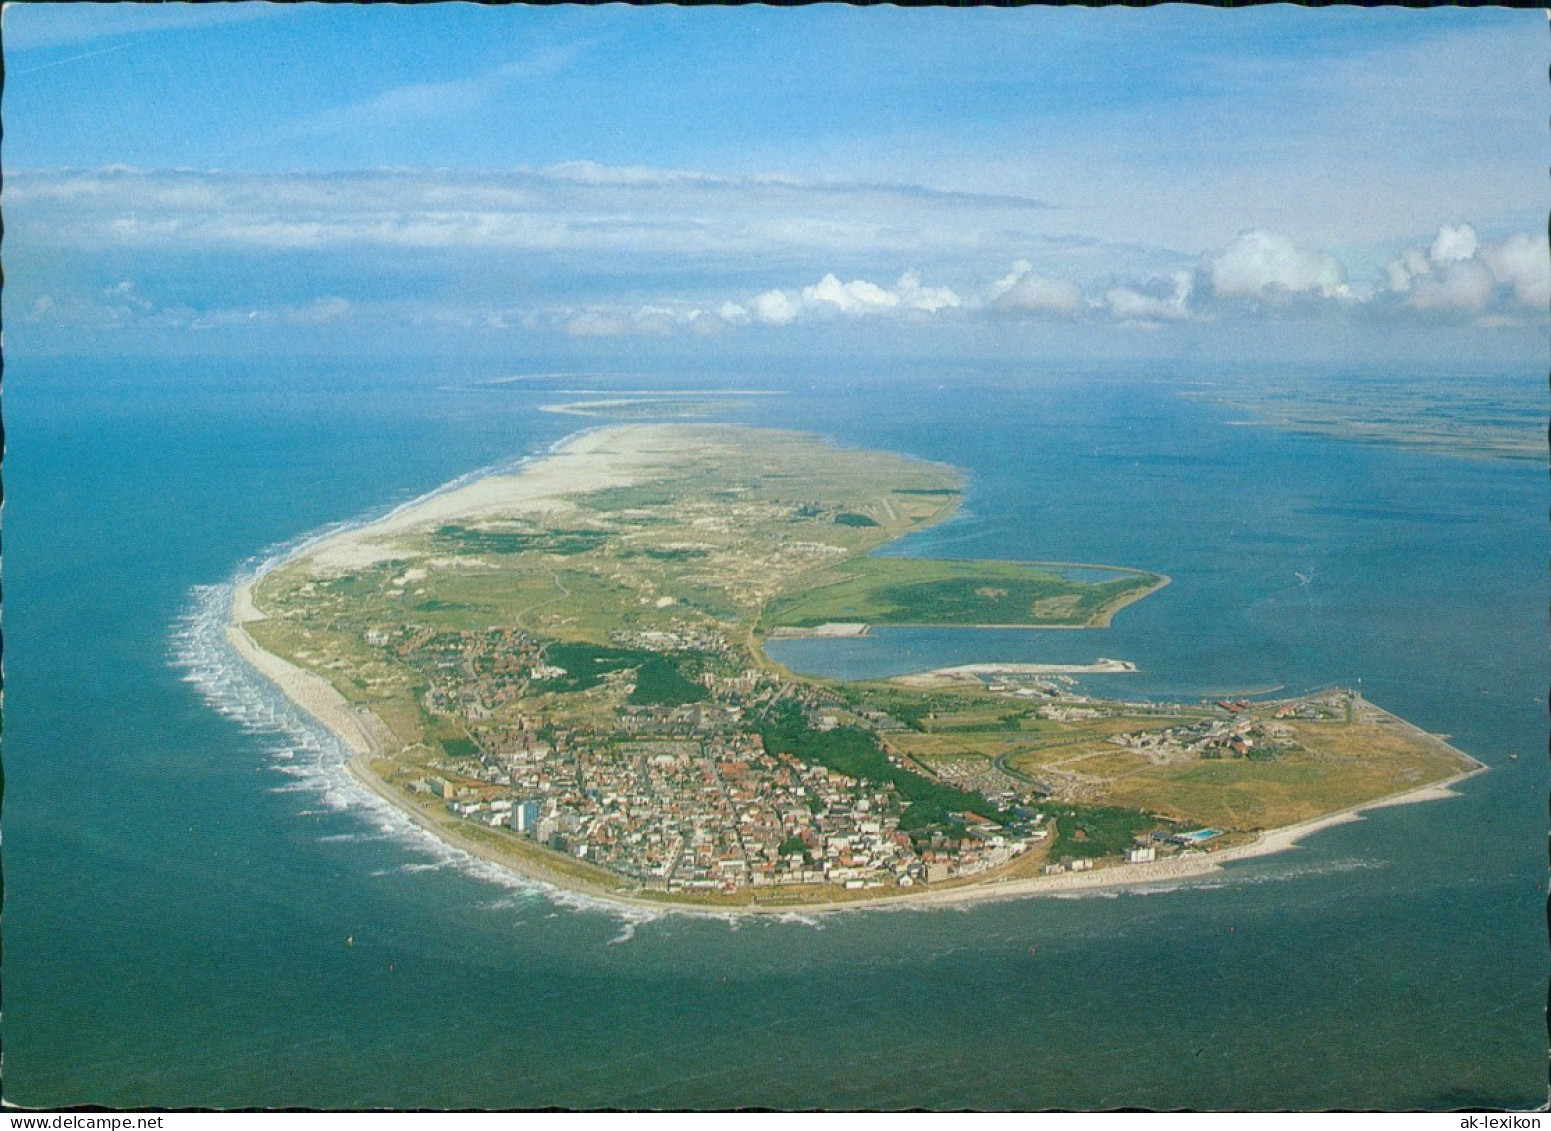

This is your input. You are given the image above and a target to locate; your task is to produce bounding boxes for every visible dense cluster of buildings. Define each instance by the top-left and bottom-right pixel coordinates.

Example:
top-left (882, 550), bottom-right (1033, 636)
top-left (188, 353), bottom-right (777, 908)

top-left (417, 728), bottom-right (1038, 893)
top-left (376, 622), bottom-right (1040, 893)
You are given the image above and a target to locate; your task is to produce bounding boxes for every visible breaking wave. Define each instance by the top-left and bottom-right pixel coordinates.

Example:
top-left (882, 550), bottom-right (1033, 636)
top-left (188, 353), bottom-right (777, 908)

top-left (1043, 855), bottom-right (1386, 900)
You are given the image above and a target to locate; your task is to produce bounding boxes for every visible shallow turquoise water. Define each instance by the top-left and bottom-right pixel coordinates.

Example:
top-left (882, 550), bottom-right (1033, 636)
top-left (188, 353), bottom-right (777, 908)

top-left (5, 357), bottom-right (1543, 1109)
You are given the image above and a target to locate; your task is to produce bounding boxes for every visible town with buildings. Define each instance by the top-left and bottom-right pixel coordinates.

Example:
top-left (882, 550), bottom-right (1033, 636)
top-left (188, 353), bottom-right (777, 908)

top-left (341, 618), bottom-right (1381, 898)
top-left (372, 620), bottom-right (1061, 895)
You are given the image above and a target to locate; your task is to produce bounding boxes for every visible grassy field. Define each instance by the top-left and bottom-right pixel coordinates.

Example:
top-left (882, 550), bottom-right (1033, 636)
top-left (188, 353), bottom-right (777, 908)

top-left (887, 731), bottom-right (1033, 762)
top-left (879, 690), bottom-right (1477, 837)
top-left (1052, 805), bottom-right (1164, 859)
top-left (1065, 749), bottom-right (1153, 777)
top-left (761, 557), bottom-right (1162, 629)
top-left (1100, 715), bottom-right (1469, 830)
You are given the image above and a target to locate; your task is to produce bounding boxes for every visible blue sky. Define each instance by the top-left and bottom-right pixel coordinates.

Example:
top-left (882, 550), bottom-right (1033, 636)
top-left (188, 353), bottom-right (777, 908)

top-left (6, 3), bottom-right (1547, 363)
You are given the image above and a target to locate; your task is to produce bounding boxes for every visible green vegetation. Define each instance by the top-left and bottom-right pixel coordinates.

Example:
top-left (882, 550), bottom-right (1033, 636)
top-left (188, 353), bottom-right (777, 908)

top-left (577, 485), bottom-right (675, 510)
top-left (320, 574), bottom-right (379, 596)
top-left (440, 736), bottom-right (480, 759)
top-left (1101, 720), bottom-right (1466, 831)
top-left (627, 657), bottom-right (709, 706)
top-left (763, 556), bottom-right (1162, 629)
top-left (890, 702), bottom-right (932, 731)
top-left (414, 599), bottom-right (474, 612)
top-left (1053, 805), bottom-right (1162, 860)
top-left (834, 512), bottom-right (880, 527)
top-left (755, 702), bottom-right (1009, 828)
top-left (534, 641), bottom-right (648, 693)
top-left (434, 524), bottom-right (608, 556)
top-left (525, 640), bottom-right (710, 705)
top-left (620, 547), bottom-right (707, 561)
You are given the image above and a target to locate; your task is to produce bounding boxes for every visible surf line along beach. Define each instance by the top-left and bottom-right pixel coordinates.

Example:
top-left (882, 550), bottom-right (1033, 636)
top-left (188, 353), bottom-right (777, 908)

top-left (221, 427), bottom-right (1487, 917)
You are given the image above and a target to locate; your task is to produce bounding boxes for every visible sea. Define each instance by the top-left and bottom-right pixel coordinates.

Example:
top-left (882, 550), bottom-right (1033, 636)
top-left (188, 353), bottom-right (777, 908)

top-left (4, 355), bottom-right (1544, 1110)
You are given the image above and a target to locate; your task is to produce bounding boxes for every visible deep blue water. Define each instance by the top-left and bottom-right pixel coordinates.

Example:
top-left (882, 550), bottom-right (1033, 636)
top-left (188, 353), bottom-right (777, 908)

top-left (5, 357), bottom-right (1544, 1109)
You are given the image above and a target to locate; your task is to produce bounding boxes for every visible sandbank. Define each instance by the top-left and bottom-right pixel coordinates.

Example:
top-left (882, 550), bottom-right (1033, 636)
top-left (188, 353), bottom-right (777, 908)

top-left (891, 659), bottom-right (1136, 688)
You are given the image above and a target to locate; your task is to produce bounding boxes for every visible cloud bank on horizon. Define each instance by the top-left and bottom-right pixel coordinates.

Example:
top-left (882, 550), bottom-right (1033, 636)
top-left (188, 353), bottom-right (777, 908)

top-left (5, 4), bottom-right (1546, 361)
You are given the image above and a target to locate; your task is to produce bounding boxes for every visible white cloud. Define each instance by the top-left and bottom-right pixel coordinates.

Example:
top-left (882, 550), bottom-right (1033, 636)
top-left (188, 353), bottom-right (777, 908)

top-left (1386, 260), bottom-right (1414, 294)
top-left (894, 270), bottom-right (961, 314)
top-left (283, 296), bottom-right (353, 325)
top-left (6, 167), bottom-right (1094, 267)
top-left (1205, 230), bottom-right (1348, 300)
top-left (26, 278), bottom-right (354, 333)
top-left (103, 279), bottom-right (154, 314)
top-left (1429, 223), bottom-right (1479, 265)
top-left (1480, 231), bottom-right (1551, 309)
top-left (288, 47), bottom-right (585, 138)
top-left (561, 303), bottom-right (727, 338)
top-left (4, 3), bottom-right (287, 51)
top-left (542, 160), bottom-right (731, 188)
top-left (11, 164), bottom-right (1545, 343)
top-left (631, 307), bottom-right (687, 337)
top-left (546, 268), bottom-right (962, 337)
top-left (749, 272), bottom-right (960, 326)
top-left (1405, 259), bottom-right (1496, 313)
top-left (1386, 225), bottom-right (1548, 314)
top-left (750, 289), bottom-right (803, 326)
top-left (803, 273), bottom-right (901, 316)
top-left (1401, 247), bottom-right (1431, 278)
top-left (562, 310), bottom-right (648, 338)
top-left (987, 260), bottom-right (1084, 315)
top-left (1104, 271), bottom-right (1194, 322)
top-left (1473, 314), bottom-right (1520, 330)
top-left (187, 296), bottom-right (355, 331)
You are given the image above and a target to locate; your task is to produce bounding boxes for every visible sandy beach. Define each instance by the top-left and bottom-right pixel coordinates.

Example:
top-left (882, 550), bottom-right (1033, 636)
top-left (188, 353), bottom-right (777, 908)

top-left (297, 424), bottom-right (702, 574)
top-left (226, 614), bottom-right (379, 758)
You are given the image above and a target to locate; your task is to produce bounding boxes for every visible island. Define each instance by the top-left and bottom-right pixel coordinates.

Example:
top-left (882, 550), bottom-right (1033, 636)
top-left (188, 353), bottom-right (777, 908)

top-left (228, 424), bottom-right (1484, 910)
